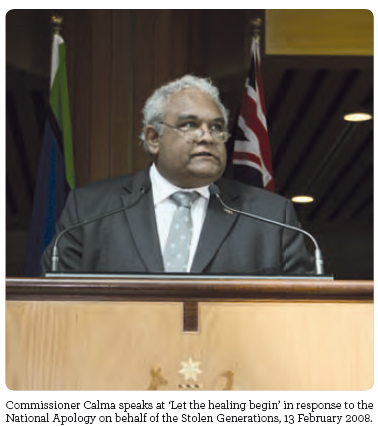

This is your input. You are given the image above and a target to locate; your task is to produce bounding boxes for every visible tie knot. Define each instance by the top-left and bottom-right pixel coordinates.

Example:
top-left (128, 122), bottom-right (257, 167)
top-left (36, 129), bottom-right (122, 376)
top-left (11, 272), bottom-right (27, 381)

top-left (171, 191), bottom-right (199, 208)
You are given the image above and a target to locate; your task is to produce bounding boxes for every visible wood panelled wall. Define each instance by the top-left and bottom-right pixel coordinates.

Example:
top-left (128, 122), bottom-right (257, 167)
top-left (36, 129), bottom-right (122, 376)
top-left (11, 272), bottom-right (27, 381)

top-left (61, 10), bottom-right (208, 187)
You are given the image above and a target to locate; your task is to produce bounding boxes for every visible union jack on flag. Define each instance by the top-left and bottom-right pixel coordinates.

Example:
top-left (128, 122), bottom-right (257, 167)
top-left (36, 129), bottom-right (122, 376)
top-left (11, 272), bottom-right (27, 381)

top-left (232, 37), bottom-right (274, 191)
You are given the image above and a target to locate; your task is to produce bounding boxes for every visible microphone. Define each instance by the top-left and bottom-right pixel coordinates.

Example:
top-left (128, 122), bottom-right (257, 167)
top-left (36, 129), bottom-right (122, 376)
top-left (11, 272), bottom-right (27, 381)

top-left (209, 184), bottom-right (324, 275)
top-left (50, 185), bottom-right (150, 272)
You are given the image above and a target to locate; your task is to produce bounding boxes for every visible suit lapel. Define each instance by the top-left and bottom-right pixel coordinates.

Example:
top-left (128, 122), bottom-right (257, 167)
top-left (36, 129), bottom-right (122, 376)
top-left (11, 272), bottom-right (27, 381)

top-left (191, 180), bottom-right (240, 273)
top-left (120, 169), bottom-right (164, 272)
top-left (119, 171), bottom-right (243, 274)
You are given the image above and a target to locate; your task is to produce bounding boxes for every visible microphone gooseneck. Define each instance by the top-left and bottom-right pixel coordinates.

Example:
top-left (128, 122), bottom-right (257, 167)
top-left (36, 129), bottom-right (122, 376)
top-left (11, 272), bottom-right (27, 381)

top-left (209, 184), bottom-right (324, 275)
top-left (51, 185), bottom-right (150, 272)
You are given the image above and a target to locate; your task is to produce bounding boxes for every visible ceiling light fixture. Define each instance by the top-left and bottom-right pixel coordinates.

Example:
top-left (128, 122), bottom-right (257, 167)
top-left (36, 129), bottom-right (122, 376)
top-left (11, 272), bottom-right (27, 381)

top-left (291, 195), bottom-right (314, 204)
top-left (343, 112), bottom-right (372, 122)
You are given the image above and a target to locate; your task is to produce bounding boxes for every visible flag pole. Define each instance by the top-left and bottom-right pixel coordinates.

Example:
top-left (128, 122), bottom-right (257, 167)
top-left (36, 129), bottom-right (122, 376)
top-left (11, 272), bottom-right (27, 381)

top-left (51, 14), bottom-right (63, 35)
top-left (250, 17), bottom-right (262, 42)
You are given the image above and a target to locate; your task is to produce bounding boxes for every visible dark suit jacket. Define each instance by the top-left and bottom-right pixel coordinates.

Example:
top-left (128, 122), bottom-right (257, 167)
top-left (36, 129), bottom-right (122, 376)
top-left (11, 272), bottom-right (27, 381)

top-left (41, 168), bottom-right (313, 275)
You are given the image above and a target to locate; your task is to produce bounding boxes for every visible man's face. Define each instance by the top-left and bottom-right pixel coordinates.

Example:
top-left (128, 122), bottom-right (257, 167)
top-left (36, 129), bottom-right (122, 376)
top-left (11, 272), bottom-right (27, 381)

top-left (145, 89), bottom-right (227, 188)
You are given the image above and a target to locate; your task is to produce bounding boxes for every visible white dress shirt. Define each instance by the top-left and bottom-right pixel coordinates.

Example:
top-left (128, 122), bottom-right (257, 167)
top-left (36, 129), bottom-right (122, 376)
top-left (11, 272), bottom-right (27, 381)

top-left (150, 164), bottom-right (210, 272)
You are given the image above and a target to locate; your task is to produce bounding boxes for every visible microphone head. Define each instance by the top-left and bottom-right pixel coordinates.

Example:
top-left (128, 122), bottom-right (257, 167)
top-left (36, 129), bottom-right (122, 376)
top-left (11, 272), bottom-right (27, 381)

top-left (209, 183), bottom-right (221, 197)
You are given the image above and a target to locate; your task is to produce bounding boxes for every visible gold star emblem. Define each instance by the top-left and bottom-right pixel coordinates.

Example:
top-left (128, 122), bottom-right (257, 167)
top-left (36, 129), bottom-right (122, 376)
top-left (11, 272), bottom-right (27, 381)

top-left (179, 358), bottom-right (202, 381)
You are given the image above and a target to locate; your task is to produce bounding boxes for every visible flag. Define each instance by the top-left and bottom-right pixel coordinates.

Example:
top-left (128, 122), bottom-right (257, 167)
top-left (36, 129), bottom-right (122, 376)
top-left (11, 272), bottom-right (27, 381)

top-left (24, 33), bottom-right (75, 276)
top-left (231, 37), bottom-right (274, 191)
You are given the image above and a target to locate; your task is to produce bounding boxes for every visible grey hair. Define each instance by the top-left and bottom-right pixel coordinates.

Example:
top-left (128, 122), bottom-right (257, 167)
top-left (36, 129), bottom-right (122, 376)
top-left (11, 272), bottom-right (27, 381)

top-left (140, 74), bottom-right (229, 152)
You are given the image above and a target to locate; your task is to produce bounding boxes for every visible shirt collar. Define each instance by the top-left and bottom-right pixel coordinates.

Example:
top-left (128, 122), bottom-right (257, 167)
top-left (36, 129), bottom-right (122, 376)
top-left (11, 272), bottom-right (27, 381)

top-left (150, 163), bottom-right (210, 206)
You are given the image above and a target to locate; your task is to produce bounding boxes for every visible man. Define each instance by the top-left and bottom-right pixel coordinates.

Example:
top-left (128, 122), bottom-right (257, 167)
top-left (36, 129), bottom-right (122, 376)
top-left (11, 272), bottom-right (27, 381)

top-left (41, 75), bottom-right (313, 275)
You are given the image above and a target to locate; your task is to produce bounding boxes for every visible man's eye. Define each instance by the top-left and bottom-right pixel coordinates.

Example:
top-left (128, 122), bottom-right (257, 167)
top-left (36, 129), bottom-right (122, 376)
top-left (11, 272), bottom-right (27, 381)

top-left (181, 122), bottom-right (197, 130)
top-left (211, 123), bottom-right (224, 132)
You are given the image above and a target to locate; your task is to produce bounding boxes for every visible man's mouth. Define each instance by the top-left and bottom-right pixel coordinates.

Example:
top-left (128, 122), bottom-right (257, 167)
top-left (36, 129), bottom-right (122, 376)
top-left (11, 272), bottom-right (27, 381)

top-left (192, 151), bottom-right (215, 158)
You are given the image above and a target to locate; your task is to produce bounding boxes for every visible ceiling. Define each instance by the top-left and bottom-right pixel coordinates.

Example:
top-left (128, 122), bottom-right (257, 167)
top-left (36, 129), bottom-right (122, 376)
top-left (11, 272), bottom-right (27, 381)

top-left (263, 54), bottom-right (373, 226)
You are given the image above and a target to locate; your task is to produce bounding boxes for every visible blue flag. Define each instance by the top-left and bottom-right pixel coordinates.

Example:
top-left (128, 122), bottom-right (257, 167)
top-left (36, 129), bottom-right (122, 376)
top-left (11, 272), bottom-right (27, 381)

top-left (24, 34), bottom-right (75, 276)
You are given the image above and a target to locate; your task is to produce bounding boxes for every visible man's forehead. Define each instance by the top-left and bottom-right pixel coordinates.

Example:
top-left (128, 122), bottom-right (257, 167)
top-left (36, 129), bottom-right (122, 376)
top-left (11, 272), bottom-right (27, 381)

top-left (165, 88), bottom-right (222, 117)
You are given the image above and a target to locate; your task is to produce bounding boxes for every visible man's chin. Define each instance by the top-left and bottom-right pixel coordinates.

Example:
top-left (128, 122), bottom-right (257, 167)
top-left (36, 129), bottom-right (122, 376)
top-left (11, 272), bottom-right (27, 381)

top-left (189, 165), bottom-right (224, 183)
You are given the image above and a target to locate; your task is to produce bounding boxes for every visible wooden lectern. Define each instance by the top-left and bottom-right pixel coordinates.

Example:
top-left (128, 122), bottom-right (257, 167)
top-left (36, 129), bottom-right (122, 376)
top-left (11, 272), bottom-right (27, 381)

top-left (6, 277), bottom-right (373, 390)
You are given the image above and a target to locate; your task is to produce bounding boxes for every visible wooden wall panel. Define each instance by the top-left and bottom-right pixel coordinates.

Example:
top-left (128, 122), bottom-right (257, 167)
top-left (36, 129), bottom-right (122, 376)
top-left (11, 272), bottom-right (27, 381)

top-left (6, 113), bottom-right (31, 221)
top-left (65, 10), bottom-right (92, 186)
top-left (132, 10), bottom-right (157, 173)
top-left (172, 11), bottom-right (190, 78)
top-left (14, 91), bottom-right (41, 180)
top-left (110, 10), bottom-right (133, 176)
top-left (188, 11), bottom-right (206, 74)
top-left (90, 10), bottom-right (112, 183)
top-left (64, 10), bottom-right (207, 185)
top-left (153, 10), bottom-right (174, 86)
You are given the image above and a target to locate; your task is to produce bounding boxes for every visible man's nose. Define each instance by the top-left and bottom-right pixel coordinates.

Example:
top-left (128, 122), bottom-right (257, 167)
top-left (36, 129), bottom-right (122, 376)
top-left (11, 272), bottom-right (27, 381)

top-left (197, 124), bottom-right (214, 143)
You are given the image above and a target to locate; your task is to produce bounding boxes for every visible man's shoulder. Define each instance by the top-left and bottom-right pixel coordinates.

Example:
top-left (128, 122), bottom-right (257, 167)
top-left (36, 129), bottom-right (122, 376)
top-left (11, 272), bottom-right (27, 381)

top-left (218, 177), bottom-right (288, 205)
top-left (75, 174), bottom-right (133, 195)
top-left (74, 168), bottom-right (149, 197)
top-left (67, 168), bottom-right (151, 216)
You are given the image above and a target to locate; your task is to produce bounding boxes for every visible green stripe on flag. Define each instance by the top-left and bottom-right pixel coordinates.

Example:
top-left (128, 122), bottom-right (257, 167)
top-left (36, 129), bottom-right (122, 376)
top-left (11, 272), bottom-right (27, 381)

top-left (50, 40), bottom-right (75, 190)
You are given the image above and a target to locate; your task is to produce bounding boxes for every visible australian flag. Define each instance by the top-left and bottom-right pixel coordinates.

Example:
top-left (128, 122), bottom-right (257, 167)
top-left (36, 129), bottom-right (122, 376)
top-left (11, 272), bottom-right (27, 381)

top-left (232, 37), bottom-right (274, 191)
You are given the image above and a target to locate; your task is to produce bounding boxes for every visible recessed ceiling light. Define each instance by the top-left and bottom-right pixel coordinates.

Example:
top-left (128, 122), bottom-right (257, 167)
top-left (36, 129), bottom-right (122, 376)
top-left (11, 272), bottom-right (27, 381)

top-left (291, 195), bottom-right (314, 203)
top-left (343, 112), bottom-right (372, 122)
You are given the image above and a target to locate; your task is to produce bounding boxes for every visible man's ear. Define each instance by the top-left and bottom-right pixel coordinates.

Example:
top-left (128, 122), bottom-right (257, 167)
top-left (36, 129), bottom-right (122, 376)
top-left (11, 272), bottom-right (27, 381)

top-left (144, 126), bottom-right (160, 155)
